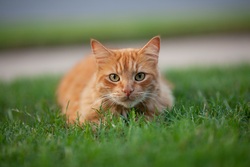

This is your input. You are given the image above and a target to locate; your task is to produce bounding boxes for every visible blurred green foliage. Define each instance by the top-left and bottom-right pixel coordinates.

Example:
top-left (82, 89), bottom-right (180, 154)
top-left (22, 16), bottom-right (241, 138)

top-left (0, 13), bottom-right (250, 49)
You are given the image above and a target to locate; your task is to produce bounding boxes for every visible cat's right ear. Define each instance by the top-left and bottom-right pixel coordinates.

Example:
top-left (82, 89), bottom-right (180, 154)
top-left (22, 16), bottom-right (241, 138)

top-left (91, 39), bottom-right (112, 64)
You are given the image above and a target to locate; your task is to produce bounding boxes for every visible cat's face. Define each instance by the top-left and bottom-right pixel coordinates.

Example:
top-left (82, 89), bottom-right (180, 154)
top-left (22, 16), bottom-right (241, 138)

top-left (91, 36), bottom-right (160, 108)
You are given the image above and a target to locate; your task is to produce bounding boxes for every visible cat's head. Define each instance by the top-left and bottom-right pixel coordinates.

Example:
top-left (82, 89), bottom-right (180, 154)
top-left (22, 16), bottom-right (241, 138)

top-left (91, 36), bottom-right (160, 108)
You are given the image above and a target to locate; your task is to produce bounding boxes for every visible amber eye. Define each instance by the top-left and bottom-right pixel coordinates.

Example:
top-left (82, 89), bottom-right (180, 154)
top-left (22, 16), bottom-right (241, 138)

top-left (135, 72), bottom-right (145, 81)
top-left (109, 73), bottom-right (120, 82)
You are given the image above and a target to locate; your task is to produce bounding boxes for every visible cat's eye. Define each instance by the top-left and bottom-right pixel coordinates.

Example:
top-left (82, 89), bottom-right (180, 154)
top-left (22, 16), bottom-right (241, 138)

top-left (109, 73), bottom-right (120, 82)
top-left (135, 72), bottom-right (145, 81)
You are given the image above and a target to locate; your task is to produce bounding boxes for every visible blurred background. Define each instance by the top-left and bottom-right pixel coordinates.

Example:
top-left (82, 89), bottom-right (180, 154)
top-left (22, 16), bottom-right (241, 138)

top-left (1, 0), bottom-right (250, 48)
top-left (0, 0), bottom-right (250, 79)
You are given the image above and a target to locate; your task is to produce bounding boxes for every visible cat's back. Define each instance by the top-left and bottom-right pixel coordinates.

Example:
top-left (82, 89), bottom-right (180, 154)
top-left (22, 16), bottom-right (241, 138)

top-left (57, 55), bottom-right (96, 110)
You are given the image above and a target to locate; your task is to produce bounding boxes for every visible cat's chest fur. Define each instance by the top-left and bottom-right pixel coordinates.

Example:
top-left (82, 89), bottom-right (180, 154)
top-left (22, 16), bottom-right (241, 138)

top-left (57, 36), bottom-right (174, 124)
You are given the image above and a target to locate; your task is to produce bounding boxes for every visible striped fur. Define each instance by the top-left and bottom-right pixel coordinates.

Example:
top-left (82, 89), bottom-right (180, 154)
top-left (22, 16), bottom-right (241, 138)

top-left (57, 36), bottom-right (174, 123)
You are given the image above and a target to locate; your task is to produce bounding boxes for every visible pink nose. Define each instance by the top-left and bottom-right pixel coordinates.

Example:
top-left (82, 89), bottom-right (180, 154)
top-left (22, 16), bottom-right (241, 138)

top-left (123, 88), bottom-right (134, 97)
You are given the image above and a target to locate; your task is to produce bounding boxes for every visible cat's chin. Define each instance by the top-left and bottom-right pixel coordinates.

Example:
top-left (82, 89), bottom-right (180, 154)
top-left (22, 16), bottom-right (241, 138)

top-left (119, 102), bottom-right (136, 109)
top-left (114, 100), bottom-right (138, 109)
top-left (112, 95), bottom-right (144, 109)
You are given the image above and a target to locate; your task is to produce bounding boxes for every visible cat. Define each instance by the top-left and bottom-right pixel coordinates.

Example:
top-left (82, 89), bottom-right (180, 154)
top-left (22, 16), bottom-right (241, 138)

top-left (57, 36), bottom-right (174, 124)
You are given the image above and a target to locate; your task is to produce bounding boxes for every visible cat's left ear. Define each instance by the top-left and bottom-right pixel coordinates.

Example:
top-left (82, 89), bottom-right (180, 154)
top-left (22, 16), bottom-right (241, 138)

top-left (91, 39), bottom-right (113, 65)
top-left (138, 36), bottom-right (160, 62)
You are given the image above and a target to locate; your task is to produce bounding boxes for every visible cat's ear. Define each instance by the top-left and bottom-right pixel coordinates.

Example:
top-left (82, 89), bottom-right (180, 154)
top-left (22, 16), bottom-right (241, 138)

top-left (91, 39), bottom-right (113, 64)
top-left (138, 36), bottom-right (160, 63)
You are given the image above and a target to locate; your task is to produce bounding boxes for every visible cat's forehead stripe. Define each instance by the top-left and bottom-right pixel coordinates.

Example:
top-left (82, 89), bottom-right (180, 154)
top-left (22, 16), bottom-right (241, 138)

top-left (115, 50), bottom-right (137, 73)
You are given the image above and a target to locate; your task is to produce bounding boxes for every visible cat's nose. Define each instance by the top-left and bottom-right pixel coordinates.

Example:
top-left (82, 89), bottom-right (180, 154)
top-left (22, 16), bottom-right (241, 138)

top-left (123, 88), bottom-right (134, 97)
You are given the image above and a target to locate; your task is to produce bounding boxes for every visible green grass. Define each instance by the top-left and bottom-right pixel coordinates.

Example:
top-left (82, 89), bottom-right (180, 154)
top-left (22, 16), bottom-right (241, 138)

top-left (0, 65), bottom-right (249, 167)
top-left (1, 13), bottom-right (250, 49)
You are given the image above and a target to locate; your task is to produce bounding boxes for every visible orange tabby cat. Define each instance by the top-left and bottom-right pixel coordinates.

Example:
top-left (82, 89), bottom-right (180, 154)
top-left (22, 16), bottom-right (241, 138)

top-left (57, 36), bottom-right (174, 123)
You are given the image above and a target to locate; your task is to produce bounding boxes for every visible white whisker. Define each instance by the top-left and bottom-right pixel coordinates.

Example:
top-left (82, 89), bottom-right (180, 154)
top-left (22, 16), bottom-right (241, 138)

top-left (90, 94), bottom-right (111, 107)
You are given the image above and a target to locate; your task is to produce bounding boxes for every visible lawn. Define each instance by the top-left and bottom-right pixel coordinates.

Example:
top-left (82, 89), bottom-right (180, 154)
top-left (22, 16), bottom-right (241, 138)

top-left (0, 65), bottom-right (249, 167)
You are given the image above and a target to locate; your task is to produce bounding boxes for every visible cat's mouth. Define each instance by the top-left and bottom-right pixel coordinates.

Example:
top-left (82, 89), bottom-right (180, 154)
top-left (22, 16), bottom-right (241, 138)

top-left (121, 96), bottom-right (132, 101)
top-left (115, 95), bottom-right (141, 108)
top-left (120, 95), bottom-right (137, 102)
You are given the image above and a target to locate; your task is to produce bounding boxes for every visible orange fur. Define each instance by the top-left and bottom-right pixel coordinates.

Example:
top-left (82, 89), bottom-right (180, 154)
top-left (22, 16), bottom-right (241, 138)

top-left (57, 36), bottom-right (174, 123)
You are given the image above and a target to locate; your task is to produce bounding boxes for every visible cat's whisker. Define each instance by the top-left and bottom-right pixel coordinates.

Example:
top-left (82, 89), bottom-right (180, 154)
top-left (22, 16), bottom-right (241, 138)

top-left (140, 100), bottom-right (148, 110)
top-left (90, 95), bottom-right (112, 107)
top-left (136, 92), bottom-right (158, 104)
top-left (144, 94), bottom-right (157, 100)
